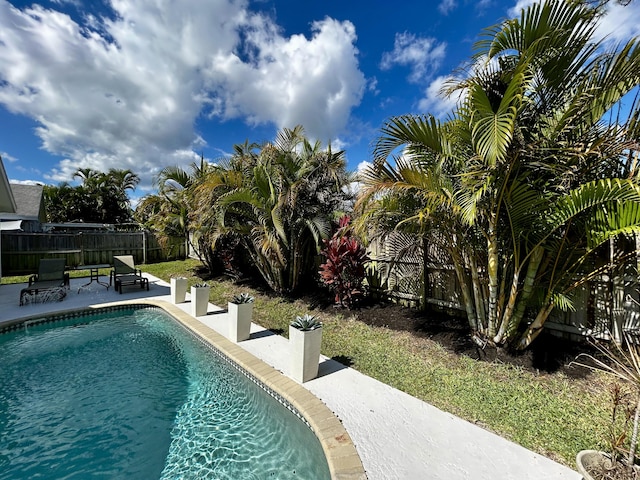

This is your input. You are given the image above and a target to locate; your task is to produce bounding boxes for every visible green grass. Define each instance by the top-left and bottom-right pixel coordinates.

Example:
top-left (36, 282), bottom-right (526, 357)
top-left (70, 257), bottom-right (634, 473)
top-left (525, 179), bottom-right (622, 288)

top-left (2, 258), bottom-right (611, 466)
top-left (2, 267), bottom-right (114, 285)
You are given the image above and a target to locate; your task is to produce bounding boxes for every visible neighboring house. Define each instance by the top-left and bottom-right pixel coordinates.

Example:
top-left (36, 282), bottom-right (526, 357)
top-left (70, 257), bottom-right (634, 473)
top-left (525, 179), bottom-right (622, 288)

top-left (5, 183), bottom-right (47, 232)
top-left (0, 157), bottom-right (17, 281)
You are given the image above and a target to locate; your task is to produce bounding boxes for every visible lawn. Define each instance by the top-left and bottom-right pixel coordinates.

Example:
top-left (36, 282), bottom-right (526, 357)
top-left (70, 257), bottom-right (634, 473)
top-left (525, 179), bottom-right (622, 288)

top-left (2, 258), bottom-right (613, 467)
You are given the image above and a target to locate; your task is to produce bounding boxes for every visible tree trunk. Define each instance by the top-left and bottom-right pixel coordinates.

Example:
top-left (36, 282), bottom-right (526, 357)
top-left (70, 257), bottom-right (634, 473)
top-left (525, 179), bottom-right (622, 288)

top-left (516, 301), bottom-right (555, 350)
top-left (493, 269), bottom-right (520, 345)
top-left (628, 393), bottom-right (640, 473)
top-left (487, 222), bottom-right (500, 338)
top-left (504, 246), bottom-right (545, 345)
top-left (470, 254), bottom-right (487, 331)
top-left (495, 246), bottom-right (544, 345)
top-left (450, 244), bottom-right (478, 332)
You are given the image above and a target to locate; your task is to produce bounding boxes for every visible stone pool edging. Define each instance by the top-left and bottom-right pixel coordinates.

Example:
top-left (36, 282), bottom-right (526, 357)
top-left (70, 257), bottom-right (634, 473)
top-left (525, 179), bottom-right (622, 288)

top-left (4, 299), bottom-right (366, 480)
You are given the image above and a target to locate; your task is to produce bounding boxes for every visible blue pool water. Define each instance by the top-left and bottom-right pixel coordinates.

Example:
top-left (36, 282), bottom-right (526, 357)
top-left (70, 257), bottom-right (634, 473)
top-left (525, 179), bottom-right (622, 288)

top-left (0, 307), bottom-right (331, 479)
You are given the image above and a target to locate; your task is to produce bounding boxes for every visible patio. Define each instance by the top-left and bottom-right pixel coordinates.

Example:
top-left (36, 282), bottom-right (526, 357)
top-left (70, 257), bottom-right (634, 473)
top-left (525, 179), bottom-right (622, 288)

top-left (0, 274), bottom-right (581, 479)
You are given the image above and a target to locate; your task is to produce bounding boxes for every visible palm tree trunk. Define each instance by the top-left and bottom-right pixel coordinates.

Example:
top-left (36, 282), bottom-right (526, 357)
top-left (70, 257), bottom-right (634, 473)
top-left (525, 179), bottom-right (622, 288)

top-left (469, 254), bottom-right (487, 331)
top-left (502, 246), bottom-right (545, 345)
top-left (516, 301), bottom-right (555, 350)
top-left (487, 222), bottom-right (500, 338)
top-left (450, 244), bottom-right (478, 332)
top-left (628, 393), bottom-right (640, 474)
top-left (493, 269), bottom-right (520, 345)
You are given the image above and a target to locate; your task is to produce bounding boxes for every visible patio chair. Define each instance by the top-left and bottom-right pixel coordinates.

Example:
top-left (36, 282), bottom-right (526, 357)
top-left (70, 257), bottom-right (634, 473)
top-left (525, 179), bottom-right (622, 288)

top-left (110, 255), bottom-right (149, 294)
top-left (20, 258), bottom-right (70, 306)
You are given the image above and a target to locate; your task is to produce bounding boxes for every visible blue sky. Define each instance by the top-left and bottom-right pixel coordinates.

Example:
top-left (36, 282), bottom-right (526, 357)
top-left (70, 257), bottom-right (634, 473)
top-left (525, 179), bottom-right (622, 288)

top-left (1, 0), bottom-right (639, 200)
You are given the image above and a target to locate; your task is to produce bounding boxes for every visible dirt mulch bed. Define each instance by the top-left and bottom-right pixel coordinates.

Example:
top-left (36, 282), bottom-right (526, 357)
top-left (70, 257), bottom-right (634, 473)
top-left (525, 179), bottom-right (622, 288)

top-left (310, 298), bottom-right (593, 378)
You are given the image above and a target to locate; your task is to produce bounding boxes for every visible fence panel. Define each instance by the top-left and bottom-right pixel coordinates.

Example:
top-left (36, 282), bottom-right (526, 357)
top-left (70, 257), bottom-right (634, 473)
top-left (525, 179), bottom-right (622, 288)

top-left (366, 237), bottom-right (639, 340)
top-left (1, 231), bottom-right (185, 276)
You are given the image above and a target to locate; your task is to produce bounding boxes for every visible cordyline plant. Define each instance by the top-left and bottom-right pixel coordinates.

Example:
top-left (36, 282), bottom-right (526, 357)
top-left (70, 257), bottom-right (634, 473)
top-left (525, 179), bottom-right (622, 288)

top-left (573, 333), bottom-right (640, 475)
top-left (319, 216), bottom-right (370, 309)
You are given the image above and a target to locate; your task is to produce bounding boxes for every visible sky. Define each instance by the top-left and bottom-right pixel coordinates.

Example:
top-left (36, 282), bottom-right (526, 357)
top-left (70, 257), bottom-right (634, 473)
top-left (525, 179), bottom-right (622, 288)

top-left (1, 0), bottom-right (640, 202)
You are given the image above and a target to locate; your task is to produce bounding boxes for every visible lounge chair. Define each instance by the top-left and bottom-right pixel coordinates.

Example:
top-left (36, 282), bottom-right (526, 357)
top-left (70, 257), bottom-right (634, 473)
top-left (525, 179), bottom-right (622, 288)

top-left (110, 255), bottom-right (149, 294)
top-left (20, 258), bottom-right (70, 306)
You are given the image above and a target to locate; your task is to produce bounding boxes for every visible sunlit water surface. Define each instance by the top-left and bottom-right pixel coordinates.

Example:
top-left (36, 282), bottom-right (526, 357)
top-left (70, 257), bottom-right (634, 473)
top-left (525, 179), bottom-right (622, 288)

top-left (0, 308), bottom-right (330, 479)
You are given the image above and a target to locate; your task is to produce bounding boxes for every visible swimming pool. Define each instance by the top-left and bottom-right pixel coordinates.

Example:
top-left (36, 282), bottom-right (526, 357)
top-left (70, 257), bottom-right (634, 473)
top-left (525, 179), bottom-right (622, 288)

top-left (0, 306), bottom-right (331, 479)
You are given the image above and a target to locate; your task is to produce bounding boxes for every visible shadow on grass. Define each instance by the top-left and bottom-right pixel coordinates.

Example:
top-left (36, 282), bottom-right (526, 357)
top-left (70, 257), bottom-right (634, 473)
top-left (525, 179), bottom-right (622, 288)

top-left (331, 355), bottom-right (354, 367)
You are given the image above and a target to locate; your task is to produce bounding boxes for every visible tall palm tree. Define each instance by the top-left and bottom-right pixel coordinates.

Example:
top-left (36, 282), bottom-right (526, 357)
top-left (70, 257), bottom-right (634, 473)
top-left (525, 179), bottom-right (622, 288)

top-left (136, 156), bottom-right (215, 260)
top-left (357, 0), bottom-right (640, 349)
top-left (216, 126), bottom-right (352, 293)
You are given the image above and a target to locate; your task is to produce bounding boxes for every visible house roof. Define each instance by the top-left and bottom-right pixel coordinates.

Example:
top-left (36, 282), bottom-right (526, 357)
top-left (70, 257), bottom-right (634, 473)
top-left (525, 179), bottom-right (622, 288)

top-left (10, 184), bottom-right (46, 221)
top-left (0, 157), bottom-right (17, 215)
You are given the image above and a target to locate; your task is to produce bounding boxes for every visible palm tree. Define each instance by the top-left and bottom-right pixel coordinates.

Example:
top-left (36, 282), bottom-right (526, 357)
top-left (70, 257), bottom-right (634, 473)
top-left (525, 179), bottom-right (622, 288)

top-left (216, 126), bottom-right (352, 293)
top-left (70, 167), bottom-right (140, 223)
top-left (357, 0), bottom-right (640, 349)
top-left (136, 156), bottom-right (215, 261)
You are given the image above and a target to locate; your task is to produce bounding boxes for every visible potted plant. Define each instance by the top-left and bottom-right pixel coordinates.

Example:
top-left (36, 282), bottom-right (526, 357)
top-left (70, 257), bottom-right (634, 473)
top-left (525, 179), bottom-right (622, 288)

top-left (170, 277), bottom-right (188, 304)
top-left (190, 282), bottom-right (210, 317)
top-left (289, 314), bottom-right (323, 383)
top-left (572, 333), bottom-right (640, 480)
top-left (228, 293), bottom-right (254, 343)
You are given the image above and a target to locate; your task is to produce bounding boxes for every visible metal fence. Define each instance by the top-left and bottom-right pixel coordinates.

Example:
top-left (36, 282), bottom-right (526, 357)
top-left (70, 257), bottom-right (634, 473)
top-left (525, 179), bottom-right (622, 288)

top-left (1, 231), bottom-right (186, 276)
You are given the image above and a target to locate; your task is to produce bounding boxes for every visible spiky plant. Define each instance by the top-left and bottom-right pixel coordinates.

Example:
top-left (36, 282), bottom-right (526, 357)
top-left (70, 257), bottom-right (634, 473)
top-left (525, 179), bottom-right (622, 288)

top-left (290, 314), bottom-right (322, 331)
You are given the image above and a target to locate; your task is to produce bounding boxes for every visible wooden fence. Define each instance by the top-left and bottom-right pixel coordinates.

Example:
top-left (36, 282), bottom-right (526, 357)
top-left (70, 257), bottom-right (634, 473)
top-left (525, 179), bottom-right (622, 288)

top-left (1, 231), bottom-right (186, 276)
top-left (366, 234), bottom-right (640, 342)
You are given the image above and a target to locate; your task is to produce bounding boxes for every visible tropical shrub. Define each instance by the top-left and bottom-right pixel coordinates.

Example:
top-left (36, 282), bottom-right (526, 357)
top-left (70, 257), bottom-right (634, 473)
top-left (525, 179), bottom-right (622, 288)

top-left (357, 0), bottom-right (640, 349)
top-left (217, 126), bottom-right (353, 294)
top-left (319, 216), bottom-right (370, 308)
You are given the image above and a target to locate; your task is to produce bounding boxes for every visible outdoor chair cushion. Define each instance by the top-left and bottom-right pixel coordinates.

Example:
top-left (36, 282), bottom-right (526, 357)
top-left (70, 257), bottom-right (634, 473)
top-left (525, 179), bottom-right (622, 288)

top-left (21, 258), bottom-right (69, 306)
top-left (28, 258), bottom-right (70, 288)
top-left (110, 255), bottom-right (149, 293)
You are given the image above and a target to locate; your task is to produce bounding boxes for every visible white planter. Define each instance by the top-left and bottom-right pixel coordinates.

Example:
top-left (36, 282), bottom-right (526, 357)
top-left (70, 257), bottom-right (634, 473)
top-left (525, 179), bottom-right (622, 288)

top-left (228, 302), bottom-right (253, 342)
top-left (170, 277), bottom-right (187, 304)
top-left (190, 286), bottom-right (210, 317)
top-left (289, 325), bottom-right (323, 383)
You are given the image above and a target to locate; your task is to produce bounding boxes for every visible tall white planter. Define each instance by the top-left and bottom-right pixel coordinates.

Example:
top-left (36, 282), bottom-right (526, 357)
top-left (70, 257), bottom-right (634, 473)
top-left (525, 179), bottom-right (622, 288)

top-left (228, 302), bottom-right (253, 342)
top-left (289, 325), bottom-right (323, 383)
top-left (170, 277), bottom-right (187, 304)
top-left (190, 286), bottom-right (210, 317)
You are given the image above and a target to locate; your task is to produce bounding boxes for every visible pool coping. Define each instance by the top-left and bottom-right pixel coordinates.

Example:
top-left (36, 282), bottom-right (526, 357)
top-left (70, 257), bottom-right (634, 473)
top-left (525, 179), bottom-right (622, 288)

top-left (5, 298), bottom-right (367, 480)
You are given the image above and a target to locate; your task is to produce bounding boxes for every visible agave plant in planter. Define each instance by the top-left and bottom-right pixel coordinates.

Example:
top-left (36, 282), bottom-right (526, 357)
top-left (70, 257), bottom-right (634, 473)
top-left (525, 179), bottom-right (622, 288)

top-left (228, 293), bottom-right (255, 343)
top-left (572, 333), bottom-right (640, 480)
top-left (190, 282), bottom-right (210, 317)
top-left (289, 314), bottom-right (323, 383)
top-left (232, 293), bottom-right (255, 304)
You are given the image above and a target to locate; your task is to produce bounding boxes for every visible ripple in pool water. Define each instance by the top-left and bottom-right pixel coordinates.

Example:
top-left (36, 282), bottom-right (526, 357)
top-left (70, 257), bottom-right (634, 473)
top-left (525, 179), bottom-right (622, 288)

top-left (0, 308), bottom-right (330, 479)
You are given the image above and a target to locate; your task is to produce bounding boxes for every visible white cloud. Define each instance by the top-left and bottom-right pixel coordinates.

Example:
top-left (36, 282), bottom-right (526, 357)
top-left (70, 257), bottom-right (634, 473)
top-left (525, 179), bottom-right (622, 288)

top-left (380, 33), bottom-right (446, 84)
top-left (507, 0), bottom-right (640, 44)
top-left (357, 160), bottom-right (372, 173)
top-left (0, 151), bottom-right (18, 163)
top-left (368, 77), bottom-right (379, 95)
top-left (202, 16), bottom-right (366, 141)
top-left (417, 75), bottom-right (461, 118)
top-left (507, 0), bottom-right (534, 18)
top-left (595, 1), bottom-right (640, 45)
top-left (438, 0), bottom-right (457, 15)
top-left (0, 1), bottom-right (365, 188)
top-left (8, 178), bottom-right (43, 186)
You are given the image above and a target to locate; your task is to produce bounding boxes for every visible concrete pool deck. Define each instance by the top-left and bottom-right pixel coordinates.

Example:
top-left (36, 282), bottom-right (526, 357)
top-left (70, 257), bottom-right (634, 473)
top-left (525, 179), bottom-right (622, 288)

top-left (0, 274), bottom-right (581, 480)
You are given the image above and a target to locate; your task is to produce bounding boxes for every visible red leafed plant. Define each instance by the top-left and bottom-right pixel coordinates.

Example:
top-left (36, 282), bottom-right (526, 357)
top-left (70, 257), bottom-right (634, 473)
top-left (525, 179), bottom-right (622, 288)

top-left (319, 216), bottom-right (369, 308)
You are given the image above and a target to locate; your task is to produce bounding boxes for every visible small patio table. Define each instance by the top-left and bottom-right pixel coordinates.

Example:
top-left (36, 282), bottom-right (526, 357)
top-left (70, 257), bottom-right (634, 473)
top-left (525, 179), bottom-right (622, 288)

top-left (75, 264), bottom-right (111, 292)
